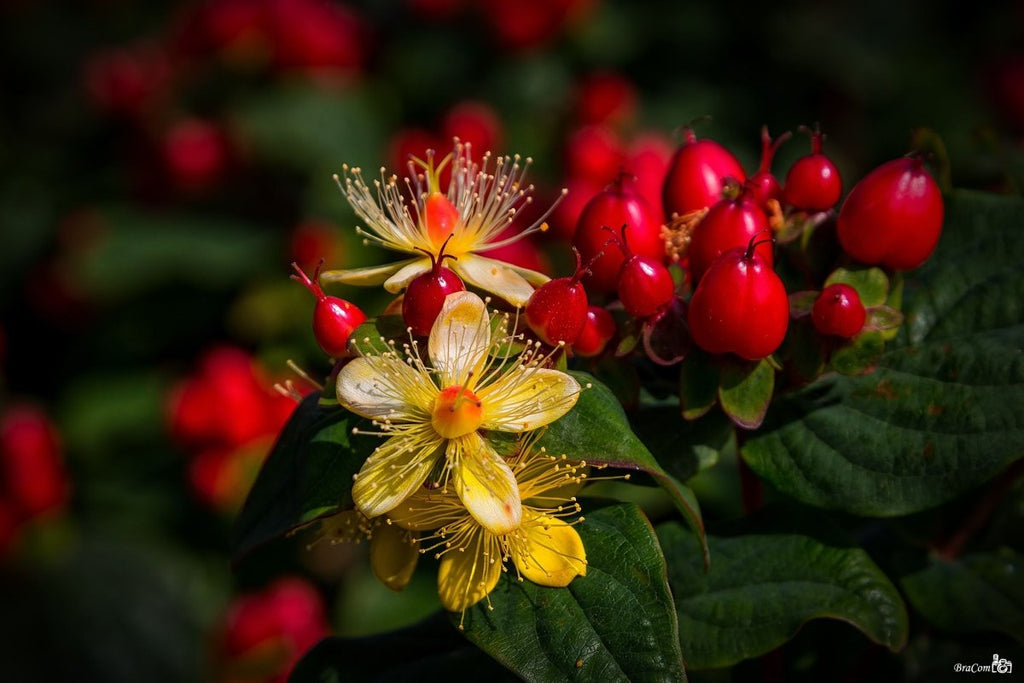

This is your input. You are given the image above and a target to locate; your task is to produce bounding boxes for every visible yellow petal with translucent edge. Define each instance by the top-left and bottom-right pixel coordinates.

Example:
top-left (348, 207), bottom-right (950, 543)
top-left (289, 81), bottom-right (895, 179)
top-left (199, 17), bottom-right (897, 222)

top-left (513, 510), bottom-right (587, 587)
top-left (383, 258), bottom-right (433, 293)
top-left (428, 291), bottom-right (491, 388)
top-left (370, 522), bottom-right (419, 592)
top-left (320, 259), bottom-right (414, 286)
top-left (437, 529), bottom-right (502, 612)
top-left (335, 356), bottom-right (436, 420)
top-left (478, 367), bottom-right (580, 432)
top-left (453, 254), bottom-right (536, 307)
top-left (352, 428), bottom-right (444, 518)
top-left (451, 432), bottom-right (522, 535)
top-left (503, 261), bottom-right (552, 286)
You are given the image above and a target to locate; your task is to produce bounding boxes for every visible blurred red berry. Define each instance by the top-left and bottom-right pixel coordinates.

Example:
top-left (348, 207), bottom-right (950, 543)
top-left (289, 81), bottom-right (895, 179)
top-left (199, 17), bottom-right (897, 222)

top-left (82, 43), bottom-right (173, 119)
top-left (575, 72), bottom-right (637, 127)
top-left (266, 0), bottom-right (365, 74)
top-left (216, 578), bottom-right (329, 682)
top-left (441, 101), bottom-right (503, 154)
top-left (289, 220), bottom-right (343, 273)
top-left (388, 128), bottom-right (444, 176)
top-left (626, 132), bottom-right (672, 226)
top-left (548, 177), bottom-right (603, 242)
top-left (480, 0), bottom-right (595, 51)
top-left (162, 118), bottom-right (230, 192)
top-left (565, 125), bottom-right (626, 183)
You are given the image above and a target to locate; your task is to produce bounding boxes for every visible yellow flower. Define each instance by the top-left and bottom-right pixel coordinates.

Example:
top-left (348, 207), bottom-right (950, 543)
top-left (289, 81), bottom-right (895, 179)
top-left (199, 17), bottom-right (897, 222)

top-left (336, 290), bottom-right (581, 534)
top-left (311, 510), bottom-right (419, 593)
top-left (321, 142), bottom-right (560, 307)
top-left (387, 441), bottom-right (590, 624)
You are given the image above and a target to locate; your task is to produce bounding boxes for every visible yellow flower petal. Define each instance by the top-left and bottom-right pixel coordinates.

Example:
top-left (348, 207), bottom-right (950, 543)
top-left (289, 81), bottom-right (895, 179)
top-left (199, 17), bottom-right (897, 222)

top-left (336, 356), bottom-right (436, 420)
top-left (387, 488), bottom-right (462, 532)
top-left (320, 259), bottom-right (414, 286)
top-left (451, 432), bottom-right (522, 535)
top-left (453, 254), bottom-right (536, 307)
top-left (370, 521), bottom-right (419, 592)
top-left (428, 291), bottom-right (491, 387)
top-left (383, 258), bottom-right (433, 294)
top-left (478, 368), bottom-right (581, 432)
top-left (352, 427), bottom-right (445, 518)
top-left (513, 510), bottom-right (587, 587)
top-left (437, 529), bottom-right (502, 612)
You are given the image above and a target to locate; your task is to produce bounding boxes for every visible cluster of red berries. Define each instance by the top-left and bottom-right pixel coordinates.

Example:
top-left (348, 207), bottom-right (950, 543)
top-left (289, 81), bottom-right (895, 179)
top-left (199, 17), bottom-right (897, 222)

top-left (0, 406), bottom-right (70, 553)
top-left (167, 347), bottom-right (303, 511)
top-left (213, 577), bottom-right (329, 683)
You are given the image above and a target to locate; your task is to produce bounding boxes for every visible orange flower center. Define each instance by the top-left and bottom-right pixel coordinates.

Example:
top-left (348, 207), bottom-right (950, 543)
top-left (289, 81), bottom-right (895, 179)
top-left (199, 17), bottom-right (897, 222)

top-left (431, 385), bottom-right (483, 438)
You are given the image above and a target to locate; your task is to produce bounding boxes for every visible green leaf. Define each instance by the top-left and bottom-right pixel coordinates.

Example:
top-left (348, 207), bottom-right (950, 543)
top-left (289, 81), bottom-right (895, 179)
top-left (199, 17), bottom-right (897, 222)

top-left (291, 613), bottom-right (517, 683)
top-left (824, 266), bottom-right (890, 307)
top-left (231, 393), bottom-right (371, 561)
top-left (540, 372), bottom-right (707, 563)
top-left (459, 504), bottom-right (687, 683)
top-left (829, 329), bottom-right (885, 375)
top-left (679, 347), bottom-right (720, 420)
top-left (660, 506), bottom-right (909, 670)
top-left (901, 549), bottom-right (1024, 642)
top-left (787, 290), bottom-right (818, 318)
top-left (718, 358), bottom-right (774, 429)
top-left (743, 191), bottom-right (1024, 516)
top-left (632, 406), bottom-right (734, 483)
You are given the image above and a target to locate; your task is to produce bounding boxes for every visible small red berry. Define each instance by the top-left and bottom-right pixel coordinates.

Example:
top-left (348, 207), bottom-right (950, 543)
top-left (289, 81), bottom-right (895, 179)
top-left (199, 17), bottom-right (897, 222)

top-left (573, 173), bottom-right (665, 293)
top-left (291, 261), bottom-right (365, 357)
top-left (564, 125), bottom-right (625, 183)
top-left (402, 236), bottom-right (467, 337)
top-left (812, 284), bottom-right (866, 338)
top-left (575, 71), bottom-right (637, 127)
top-left (747, 126), bottom-right (791, 207)
top-left (526, 248), bottom-right (592, 346)
top-left (836, 156), bottom-right (944, 270)
top-left (662, 127), bottom-right (746, 217)
top-left (687, 236), bottom-right (789, 360)
top-left (442, 101), bottom-right (503, 155)
top-left (687, 191), bottom-right (773, 285)
top-left (162, 118), bottom-right (229, 192)
top-left (783, 125), bottom-right (841, 212)
top-left (573, 305), bottom-right (616, 357)
top-left (606, 225), bottom-right (675, 319)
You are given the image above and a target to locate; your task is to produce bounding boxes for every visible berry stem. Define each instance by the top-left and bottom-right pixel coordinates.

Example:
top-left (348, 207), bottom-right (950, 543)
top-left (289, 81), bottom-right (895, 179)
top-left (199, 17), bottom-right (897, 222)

top-left (291, 260), bottom-right (326, 300)
top-left (743, 230), bottom-right (775, 260)
top-left (758, 125), bottom-right (792, 173)
top-left (415, 232), bottom-right (458, 274)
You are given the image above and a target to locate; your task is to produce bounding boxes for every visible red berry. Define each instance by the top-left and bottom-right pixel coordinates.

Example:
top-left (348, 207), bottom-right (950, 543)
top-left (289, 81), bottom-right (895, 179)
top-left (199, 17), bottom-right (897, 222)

top-left (783, 126), bottom-right (841, 211)
top-left (626, 132), bottom-right (672, 226)
top-left (836, 156), bottom-right (944, 270)
top-left (564, 125), bottom-right (625, 183)
top-left (747, 126), bottom-right (791, 207)
top-left (573, 173), bottom-right (665, 293)
top-left (687, 236), bottom-right (789, 360)
top-left (573, 305), bottom-right (616, 357)
top-left (662, 127), bottom-right (746, 217)
top-left (606, 226), bottom-right (675, 319)
top-left (0, 407), bottom-right (69, 519)
top-left (291, 261), bottom-right (365, 357)
top-left (525, 249), bottom-right (591, 345)
top-left (162, 118), bottom-right (229, 192)
top-left (402, 237), bottom-right (466, 336)
top-left (687, 192), bottom-right (773, 285)
top-left (442, 101), bottom-right (503, 155)
top-left (575, 71), bottom-right (637, 127)
top-left (812, 284), bottom-right (866, 338)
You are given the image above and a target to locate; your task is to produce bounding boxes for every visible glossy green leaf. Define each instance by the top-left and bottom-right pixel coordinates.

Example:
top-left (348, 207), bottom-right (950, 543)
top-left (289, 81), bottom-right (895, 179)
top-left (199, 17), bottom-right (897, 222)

top-left (291, 613), bottom-right (516, 683)
top-left (825, 266), bottom-right (890, 307)
top-left (901, 549), bottom-right (1024, 642)
top-left (679, 347), bottom-right (720, 420)
top-left (718, 358), bottom-right (774, 429)
top-left (232, 394), bottom-right (372, 561)
top-left (829, 329), bottom-right (885, 375)
top-left (540, 372), bottom-right (707, 562)
top-left (743, 191), bottom-right (1024, 516)
top-left (660, 506), bottom-right (908, 670)
top-left (459, 503), bottom-right (687, 683)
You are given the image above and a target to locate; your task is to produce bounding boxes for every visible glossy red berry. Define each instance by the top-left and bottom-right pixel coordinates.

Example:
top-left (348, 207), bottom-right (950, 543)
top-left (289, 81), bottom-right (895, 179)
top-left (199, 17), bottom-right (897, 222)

top-left (836, 156), bottom-right (944, 270)
top-left (783, 126), bottom-right (841, 211)
top-left (291, 261), bottom-right (366, 357)
top-left (662, 127), bottom-right (746, 217)
top-left (687, 237), bottom-right (789, 360)
top-left (687, 191), bottom-right (773, 285)
top-left (747, 126), bottom-right (791, 207)
top-left (402, 237), bottom-right (466, 336)
top-left (573, 173), bottom-right (665, 293)
top-left (812, 284), bottom-right (866, 338)
top-left (573, 306), bottom-right (616, 357)
top-left (606, 226), bottom-right (675, 319)
top-left (525, 249), bottom-right (591, 345)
